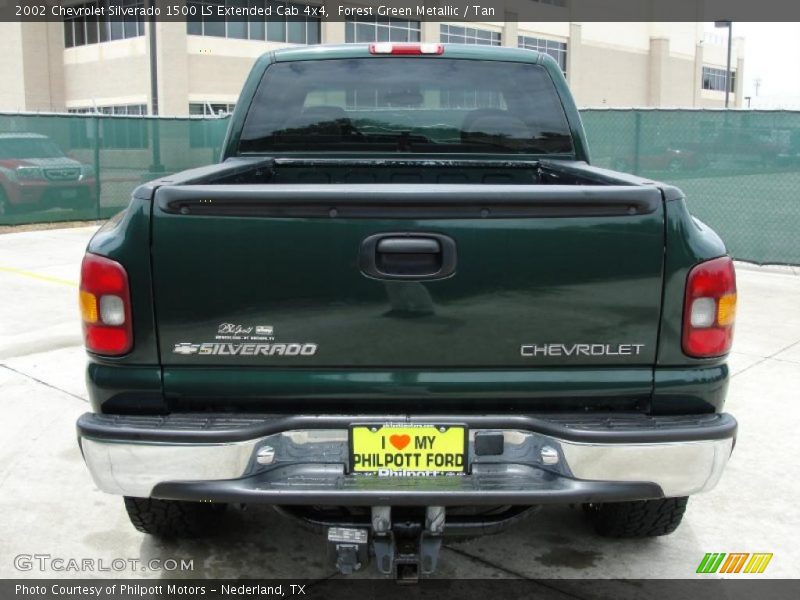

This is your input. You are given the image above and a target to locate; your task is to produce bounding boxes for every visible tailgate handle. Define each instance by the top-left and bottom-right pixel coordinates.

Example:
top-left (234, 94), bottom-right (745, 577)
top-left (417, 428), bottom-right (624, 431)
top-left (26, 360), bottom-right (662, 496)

top-left (377, 238), bottom-right (440, 254)
top-left (359, 233), bottom-right (457, 281)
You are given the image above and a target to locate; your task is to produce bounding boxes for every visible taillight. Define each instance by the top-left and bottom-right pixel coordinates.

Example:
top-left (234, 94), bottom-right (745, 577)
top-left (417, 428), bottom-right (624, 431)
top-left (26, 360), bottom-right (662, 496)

top-left (682, 256), bottom-right (737, 358)
top-left (79, 253), bottom-right (133, 355)
top-left (369, 43), bottom-right (444, 55)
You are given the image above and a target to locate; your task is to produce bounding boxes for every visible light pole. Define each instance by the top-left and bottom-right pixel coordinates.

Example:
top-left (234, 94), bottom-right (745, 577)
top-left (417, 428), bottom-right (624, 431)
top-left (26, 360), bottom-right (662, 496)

top-left (715, 21), bottom-right (733, 108)
top-left (147, 3), bottom-right (164, 173)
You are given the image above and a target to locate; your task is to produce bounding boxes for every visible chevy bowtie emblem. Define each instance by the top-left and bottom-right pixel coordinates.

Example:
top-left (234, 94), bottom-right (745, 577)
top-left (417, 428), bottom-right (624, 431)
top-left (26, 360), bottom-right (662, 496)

top-left (173, 343), bottom-right (199, 355)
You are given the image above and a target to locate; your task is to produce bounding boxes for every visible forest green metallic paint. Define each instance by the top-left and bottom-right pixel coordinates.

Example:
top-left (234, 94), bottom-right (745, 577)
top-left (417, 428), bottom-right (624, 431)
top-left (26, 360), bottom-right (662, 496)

top-left (86, 363), bottom-right (164, 413)
top-left (150, 205), bottom-right (664, 368)
top-left (651, 365), bottom-right (729, 414)
top-left (162, 367), bottom-right (652, 412)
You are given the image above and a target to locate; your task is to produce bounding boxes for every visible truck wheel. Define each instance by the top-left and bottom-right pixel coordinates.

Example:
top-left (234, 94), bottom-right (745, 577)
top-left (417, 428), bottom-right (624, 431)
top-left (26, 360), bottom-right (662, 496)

top-left (583, 497), bottom-right (688, 538)
top-left (123, 497), bottom-right (226, 538)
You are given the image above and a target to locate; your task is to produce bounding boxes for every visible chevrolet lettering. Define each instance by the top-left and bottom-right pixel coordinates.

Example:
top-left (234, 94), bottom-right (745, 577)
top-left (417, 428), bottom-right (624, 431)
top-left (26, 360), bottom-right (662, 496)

top-left (521, 343), bottom-right (646, 357)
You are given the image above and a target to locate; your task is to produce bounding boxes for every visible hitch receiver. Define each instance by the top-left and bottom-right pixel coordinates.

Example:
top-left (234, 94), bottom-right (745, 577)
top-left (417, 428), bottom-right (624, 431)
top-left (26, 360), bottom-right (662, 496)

top-left (371, 506), bottom-right (445, 581)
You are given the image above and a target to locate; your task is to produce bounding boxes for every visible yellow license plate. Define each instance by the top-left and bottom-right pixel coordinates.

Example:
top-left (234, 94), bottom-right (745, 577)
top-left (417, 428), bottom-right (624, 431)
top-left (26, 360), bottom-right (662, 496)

top-left (350, 425), bottom-right (467, 475)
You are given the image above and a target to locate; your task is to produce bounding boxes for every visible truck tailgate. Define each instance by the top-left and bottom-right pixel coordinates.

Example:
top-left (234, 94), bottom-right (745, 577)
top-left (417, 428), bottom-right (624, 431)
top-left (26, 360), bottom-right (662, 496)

top-left (151, 184), bottom-right (664, 370)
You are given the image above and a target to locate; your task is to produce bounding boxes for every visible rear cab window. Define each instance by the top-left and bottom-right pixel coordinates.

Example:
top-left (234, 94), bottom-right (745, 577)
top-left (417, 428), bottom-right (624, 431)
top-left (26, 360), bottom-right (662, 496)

top-left (238, 57), bottom-right (574, 155)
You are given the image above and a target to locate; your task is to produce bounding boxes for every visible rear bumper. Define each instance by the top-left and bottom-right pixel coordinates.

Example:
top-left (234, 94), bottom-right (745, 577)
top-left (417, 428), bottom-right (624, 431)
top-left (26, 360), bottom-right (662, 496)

top-left (77, 412), bottom-right (736, 505)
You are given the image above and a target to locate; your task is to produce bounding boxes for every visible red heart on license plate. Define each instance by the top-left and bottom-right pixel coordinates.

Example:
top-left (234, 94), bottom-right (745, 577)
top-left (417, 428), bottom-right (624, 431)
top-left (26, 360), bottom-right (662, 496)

top-left (389, 434), bottom-right (411, 451)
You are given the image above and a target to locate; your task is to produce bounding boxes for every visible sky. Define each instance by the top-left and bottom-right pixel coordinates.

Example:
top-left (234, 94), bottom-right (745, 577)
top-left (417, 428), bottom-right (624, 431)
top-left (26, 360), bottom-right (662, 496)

top-left (719, 22), bottom-right (800, 108)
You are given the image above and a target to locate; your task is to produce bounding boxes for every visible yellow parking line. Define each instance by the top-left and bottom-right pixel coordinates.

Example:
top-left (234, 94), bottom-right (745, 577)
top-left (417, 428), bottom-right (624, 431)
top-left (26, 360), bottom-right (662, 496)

top-left (0, 265), bottom-right (77, 287)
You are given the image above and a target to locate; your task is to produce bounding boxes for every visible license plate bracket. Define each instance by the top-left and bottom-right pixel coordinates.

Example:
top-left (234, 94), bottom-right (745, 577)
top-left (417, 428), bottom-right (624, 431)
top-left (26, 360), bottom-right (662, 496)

top-left (349, 424), bottom-right (468, 475)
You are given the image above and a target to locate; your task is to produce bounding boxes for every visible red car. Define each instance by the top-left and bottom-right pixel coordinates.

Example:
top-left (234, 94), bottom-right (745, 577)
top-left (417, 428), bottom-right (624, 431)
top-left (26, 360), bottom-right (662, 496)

top-left (0, 133), bottom-right (97, 217)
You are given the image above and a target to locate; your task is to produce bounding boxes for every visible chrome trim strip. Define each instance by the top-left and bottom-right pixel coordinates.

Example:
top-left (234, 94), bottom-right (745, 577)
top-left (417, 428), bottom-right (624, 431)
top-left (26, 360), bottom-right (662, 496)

top-left (80, 428), bottom-right (733, 499)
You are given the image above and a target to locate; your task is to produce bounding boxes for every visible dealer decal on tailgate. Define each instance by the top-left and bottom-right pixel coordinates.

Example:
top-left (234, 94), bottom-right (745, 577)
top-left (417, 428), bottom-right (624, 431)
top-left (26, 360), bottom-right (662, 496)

top-left (350, 425), bottom-right (467, 476)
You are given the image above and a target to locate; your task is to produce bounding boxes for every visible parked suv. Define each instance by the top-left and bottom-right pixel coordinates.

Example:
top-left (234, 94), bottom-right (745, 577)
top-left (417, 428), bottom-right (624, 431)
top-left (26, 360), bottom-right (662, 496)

top-left (0, 133), bottom-right (96, 216)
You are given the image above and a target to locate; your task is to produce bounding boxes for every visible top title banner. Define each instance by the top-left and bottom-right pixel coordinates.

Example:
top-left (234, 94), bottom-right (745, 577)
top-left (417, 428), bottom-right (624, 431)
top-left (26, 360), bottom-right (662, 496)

top-left (3, 0), bottom-right (800, 22)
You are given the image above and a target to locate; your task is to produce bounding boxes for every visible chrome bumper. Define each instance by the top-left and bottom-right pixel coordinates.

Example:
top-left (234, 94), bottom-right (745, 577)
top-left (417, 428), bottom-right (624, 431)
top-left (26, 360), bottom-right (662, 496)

top-left (78, 413), bottom-right (736, 503)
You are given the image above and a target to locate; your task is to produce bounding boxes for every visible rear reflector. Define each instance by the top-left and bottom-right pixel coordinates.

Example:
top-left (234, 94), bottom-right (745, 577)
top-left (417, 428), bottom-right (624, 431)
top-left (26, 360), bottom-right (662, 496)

top-left (682, 256), bottom-right (737, 358)
top-left (369, 43), bottom-right (444, 55)
top-left (80, 253), bottom-right (133, 356)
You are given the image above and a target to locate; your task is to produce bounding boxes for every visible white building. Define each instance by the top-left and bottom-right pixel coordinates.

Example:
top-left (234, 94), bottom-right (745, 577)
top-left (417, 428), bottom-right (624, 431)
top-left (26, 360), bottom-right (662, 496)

top-left (0, 2), bottom-right (745, 115)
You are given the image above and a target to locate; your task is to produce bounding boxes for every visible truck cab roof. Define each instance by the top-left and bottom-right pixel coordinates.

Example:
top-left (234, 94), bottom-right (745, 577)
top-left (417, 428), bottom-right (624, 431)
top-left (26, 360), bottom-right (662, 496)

top-left (267, 43), bottom-right (549, 65)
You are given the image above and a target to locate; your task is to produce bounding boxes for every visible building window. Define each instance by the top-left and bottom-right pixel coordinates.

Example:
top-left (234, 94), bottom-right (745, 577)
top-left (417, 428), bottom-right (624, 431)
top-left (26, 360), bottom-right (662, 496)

top-left (186, 1), bottom-right (320, 44)
top-left (67, 105), bottom-right (149, 149)
top-left (702, 66), bottom-right (736, 92)
top-left (440, 90), bottom-right (504, 110)
top-left (440, 24), bottom-right (500, 45)
top-left (63, 0), bottom-right (145, 48)
top-left (188, 103), bottom-right (233, 148)
top-left (69, 105), bottom-right (148, 116)
top-left (518, 36), bottom-right (567, 74)
top-left (189, 102), bottom-right (236, 116)
top-left (345, 17), bottom-right (421, 43)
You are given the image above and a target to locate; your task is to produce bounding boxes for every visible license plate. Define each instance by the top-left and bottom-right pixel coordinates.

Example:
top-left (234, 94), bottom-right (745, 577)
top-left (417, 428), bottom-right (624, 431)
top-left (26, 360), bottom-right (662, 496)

top-left (350, 424), bottom-right (467, 475)
top-left (61, 189), bottom-right (78, 199)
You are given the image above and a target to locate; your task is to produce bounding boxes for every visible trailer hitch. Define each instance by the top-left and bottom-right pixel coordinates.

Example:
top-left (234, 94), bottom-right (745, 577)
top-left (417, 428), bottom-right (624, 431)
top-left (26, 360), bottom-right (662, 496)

top-left (327, 506), bottom-right (446, 580)
top-left (372, 506), bottom-right (445, 581)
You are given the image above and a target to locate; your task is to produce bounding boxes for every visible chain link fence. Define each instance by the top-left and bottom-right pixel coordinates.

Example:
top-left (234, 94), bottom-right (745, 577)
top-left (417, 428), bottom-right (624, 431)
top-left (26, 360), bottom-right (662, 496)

top-left (1, 110), bottom-right (798, 264)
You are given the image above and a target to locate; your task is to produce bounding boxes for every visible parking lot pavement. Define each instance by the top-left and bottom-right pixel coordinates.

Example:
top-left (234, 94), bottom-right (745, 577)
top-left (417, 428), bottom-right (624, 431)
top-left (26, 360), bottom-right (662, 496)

top-left (0, 226), bottom-right (92, 360)
top-left (1, 226), bottom-right (799, 580)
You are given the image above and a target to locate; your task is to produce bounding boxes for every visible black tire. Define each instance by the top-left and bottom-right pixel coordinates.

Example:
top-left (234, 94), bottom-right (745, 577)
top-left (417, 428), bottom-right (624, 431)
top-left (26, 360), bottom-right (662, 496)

top-left (123, 497), bottom-right (227, 538)
top-left (583, 497), bottom-right (688, 538)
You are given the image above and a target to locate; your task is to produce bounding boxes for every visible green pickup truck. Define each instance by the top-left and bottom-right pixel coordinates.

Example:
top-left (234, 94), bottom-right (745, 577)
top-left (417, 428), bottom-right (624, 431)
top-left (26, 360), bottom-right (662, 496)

top-left (76, 43), bottom-right (737, 579)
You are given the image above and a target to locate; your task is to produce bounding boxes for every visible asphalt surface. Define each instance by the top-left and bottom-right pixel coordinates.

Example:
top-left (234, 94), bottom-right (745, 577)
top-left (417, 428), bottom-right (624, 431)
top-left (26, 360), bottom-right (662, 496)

top-left (1, 225), bottom-right (799, 580)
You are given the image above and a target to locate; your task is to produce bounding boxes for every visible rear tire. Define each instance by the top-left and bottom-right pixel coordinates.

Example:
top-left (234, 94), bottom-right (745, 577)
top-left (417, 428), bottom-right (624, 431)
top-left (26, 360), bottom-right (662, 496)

top-left (584, 497), bottom-right (688, 538)
top-left (123, 497), bottom-right (227, 538)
